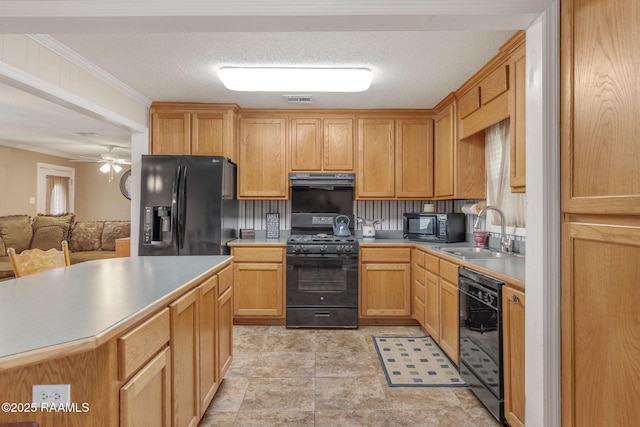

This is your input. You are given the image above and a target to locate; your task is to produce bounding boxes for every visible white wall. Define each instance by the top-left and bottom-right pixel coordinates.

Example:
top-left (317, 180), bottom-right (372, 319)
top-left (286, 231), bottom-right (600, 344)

top-left (525, 1), bottom-right (561, 426)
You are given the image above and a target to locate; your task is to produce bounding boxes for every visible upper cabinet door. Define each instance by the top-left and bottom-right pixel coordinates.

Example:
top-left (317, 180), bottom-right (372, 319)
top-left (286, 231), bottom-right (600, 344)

top-left (191, 113), bottom-right (225, 156)
top-left (289, 117), bottom-right (354, 172)
top-left (434, 99), bottom-right (456, 198)
top-left (290, 118), bottom-right (322, 171)
top-left (323, 118), bottom-right (354, 171)
top-left (151, 112), bottom-right (191, 155)
top-left (396, 119), bottom-right (434, 199)
top-left (239, 117), bottom-right (288, 199)
top-left (562, 0), bottom-right (640, 214)
top-left (357, 118), bottom-right (396, 199)
top-left (509, 41), bottom-right (527, 193)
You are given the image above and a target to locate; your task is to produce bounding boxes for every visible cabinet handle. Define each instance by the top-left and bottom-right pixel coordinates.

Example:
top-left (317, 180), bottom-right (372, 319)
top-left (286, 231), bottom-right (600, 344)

top-left (512, 294), bottom-right (520, 303)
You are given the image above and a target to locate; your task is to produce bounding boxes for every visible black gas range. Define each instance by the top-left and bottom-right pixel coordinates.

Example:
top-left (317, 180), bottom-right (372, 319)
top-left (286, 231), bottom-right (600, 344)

top-left (286, 174), bottom-right (359, 328)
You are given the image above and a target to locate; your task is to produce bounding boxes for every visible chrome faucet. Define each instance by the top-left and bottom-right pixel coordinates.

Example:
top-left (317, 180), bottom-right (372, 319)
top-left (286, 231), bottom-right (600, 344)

top-left (474, 205), bottom-right (512, 252)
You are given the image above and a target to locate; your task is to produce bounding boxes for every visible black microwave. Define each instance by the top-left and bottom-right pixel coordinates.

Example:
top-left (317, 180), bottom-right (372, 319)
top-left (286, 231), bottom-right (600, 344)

top-left (403, 213), bottom-right (466, 243)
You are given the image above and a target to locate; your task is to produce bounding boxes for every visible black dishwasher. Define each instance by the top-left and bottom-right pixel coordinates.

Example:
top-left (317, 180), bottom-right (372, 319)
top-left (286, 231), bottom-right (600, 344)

top-left (458, 267), bottom-right (505, 424)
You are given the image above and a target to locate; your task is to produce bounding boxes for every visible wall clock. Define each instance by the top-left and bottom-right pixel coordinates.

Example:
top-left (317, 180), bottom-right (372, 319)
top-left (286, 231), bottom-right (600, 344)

top-left (120, 169), bottom-right (132, 200)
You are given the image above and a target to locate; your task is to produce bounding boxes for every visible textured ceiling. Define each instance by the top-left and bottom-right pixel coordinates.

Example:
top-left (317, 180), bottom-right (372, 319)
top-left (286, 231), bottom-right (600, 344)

top-left (0, 0), bottom-right (553, 159)
top-left (51, 31), bottom-right (516, 110)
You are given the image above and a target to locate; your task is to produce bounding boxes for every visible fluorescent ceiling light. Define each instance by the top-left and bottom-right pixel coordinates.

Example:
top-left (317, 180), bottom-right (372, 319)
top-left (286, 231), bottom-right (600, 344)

top-left (217, 67), bottom-right (372, 92)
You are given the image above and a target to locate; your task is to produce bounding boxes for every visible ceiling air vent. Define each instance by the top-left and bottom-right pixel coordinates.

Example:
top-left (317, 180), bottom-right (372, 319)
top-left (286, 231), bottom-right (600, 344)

top-left (284, 94), bottom-right (313, 104)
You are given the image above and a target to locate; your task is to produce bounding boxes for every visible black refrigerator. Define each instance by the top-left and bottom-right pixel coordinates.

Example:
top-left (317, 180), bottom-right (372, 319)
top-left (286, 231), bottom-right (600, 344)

top-left (139, 155), bottom-right (238, 256)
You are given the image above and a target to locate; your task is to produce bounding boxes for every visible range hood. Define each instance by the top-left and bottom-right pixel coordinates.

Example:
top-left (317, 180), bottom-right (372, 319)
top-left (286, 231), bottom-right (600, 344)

top-left (289, 173), bottom-right (355, 187)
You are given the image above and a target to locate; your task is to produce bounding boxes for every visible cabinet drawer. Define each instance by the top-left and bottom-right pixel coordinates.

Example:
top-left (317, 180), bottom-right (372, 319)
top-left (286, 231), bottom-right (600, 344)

top-left (361, 247), bottom-right (411, 263)
top-left (232, 247), bottom-right (284, 262)
top-left (218, 264), bottom-right (233, 296)
top-left (412, 249), bottom-right (426, 268)
top-left (440, 259), bottom-right (460, 284)
top-left (481, 63), bottom-right (509, 105)
top-left (412, 278), bottom-right (426, 303)
top-left (412, 263), bottom-right (425, 285)
top-left (425, 253), bottom-right (440, 274)
top-left (118, 308), bottom-right (170, 380)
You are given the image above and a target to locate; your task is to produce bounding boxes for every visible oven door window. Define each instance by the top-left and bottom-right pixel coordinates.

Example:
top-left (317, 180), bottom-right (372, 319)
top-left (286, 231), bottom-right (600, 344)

top-left (297, 262), bottom-right (346, 292)
top-left (286, 256), bottom-right (358, 307)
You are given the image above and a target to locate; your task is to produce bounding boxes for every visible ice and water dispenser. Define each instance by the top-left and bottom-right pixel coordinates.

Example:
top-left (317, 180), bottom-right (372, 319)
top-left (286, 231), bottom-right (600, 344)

top-left (142, 206), bottom-right (173, 245)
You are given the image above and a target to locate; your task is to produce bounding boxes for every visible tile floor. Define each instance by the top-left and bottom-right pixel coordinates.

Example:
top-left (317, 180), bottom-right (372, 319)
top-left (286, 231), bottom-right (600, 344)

top-left (198, 325), bottom-right (502, 427)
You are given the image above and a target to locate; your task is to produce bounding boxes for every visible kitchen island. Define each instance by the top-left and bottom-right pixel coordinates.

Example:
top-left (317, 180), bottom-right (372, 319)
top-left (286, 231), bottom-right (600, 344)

top-left (0, 255), bottom-right (234, 427)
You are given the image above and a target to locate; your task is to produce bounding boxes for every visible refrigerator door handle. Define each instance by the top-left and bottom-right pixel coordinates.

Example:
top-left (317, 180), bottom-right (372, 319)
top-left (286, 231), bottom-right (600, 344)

top-left (172, 165), bottom-right (181, 249)
top-left (177, 165), bottom-right (188, 249)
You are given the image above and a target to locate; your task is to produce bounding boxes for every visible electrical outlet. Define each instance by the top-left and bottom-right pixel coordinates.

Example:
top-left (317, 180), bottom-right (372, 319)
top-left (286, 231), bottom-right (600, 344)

top-left (32, 384), bottom-right (71, 407)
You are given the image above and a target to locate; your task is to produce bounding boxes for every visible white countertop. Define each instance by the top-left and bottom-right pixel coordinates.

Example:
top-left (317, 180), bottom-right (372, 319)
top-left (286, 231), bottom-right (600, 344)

top-left (229, 231), bottom-right (525, 285)
top-left (0, 256), bottom-right (231, 366)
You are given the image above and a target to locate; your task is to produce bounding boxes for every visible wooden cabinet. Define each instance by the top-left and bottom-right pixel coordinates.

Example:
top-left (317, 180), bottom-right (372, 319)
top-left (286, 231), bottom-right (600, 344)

top-left (360, 247), bottom-right (411, 317)
top-left (357, 118), bottom-right (396, 199)
top-left (561, 1), bottom-right (640, 425)
top-left (238, 117), bottom-right (288, 199)
top-left (170, 288), bottom-right (200, 427)
top-left (119, 309), bottom-right (172, 427)
top-left (438, 260), bottom-right (460, 365)
top-left (433, 95), bottom-right (485, 200)
top-left (217, 265), bottom-right (234, 378)
top-left (457, 59), bottom-right (510, 140)
top-left (424, 272), bottom-right (440, 341)
top-left (120, 347), bottom-right (172, 427)
top-left (503, 285), bottom-right (525, 427)
top-left (433, 95), bottom-right (456, 199)
top-left (357, 116), bottom-right (433, 199)
top-left (232, 246), bottom-right (285, 321)
top-left (289, 116), bottom-right (354, 172)
top-left (396, 119), bottom-right (434, 198)
top-left (169, 265), bottom-right (234, 426)
top-left (418, 251), bottom-right (460, 364)
top-left (411, 248), bottom-right (427, 327)
top-left (149, 103), bottom-right (238, 162)
top-left (198, 275), bottom-right (219, 413)
top-left (509, 37), bottom-right (526, 193)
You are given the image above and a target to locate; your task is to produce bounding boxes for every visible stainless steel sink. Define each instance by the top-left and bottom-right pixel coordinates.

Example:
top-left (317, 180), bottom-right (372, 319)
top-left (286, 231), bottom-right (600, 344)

top-left (440, 247), bottom-right (523, 259)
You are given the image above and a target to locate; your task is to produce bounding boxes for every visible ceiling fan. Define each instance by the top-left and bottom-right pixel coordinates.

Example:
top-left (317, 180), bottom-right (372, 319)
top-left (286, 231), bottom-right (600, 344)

top-left (69, 146), bottom-right (131, 182)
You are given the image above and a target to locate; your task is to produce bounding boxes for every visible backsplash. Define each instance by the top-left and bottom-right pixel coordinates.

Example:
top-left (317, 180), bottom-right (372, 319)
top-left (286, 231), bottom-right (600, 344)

top-left (239, 199), bottom-right (475, 231)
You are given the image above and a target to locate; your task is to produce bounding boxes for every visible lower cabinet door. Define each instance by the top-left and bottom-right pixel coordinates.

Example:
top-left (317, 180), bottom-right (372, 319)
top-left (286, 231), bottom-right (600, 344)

top-left (199, 275), bottom-right (219, 414)
top-left (233, 263), bottom-right (284, 317)
top-left (439, 279), bottom-right (459, 365)
top-left (217, 286), bottom-right (234, 379)
top-left (424, 271), bottom-right (440, 340)
top-left (503, 286), bottom-right (525, 427)
top-left (170, 289), bottom-right (200, 427)
top-left (360, 263), bottom-right (411, 317)
top-left (120, 347), bottom-right (171, 427)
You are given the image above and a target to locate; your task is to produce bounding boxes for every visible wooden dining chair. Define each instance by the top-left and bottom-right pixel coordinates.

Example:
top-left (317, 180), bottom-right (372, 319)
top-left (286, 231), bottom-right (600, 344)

top-left (7, 241), bottom-right (71, 278)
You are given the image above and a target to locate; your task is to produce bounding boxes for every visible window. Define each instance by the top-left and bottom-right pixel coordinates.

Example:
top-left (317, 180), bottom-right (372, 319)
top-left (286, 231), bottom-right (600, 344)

top-left (484, 120), bottom-right (526, 237)
top-left (37, 163), bottom-right (75, 214)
